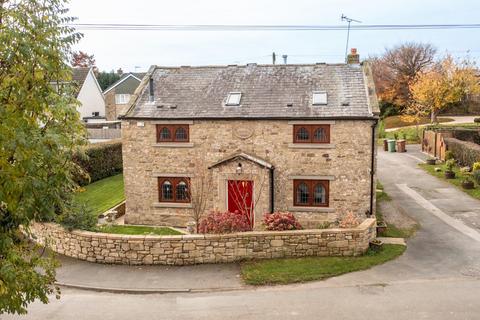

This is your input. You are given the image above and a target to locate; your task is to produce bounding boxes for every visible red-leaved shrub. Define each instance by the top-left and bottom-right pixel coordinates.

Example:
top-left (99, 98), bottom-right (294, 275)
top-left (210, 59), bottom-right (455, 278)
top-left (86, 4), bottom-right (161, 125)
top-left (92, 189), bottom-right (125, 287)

top-left (263, 212), bottom-right (302, 231)
top-left (198, 211), bottom-right (252, 234)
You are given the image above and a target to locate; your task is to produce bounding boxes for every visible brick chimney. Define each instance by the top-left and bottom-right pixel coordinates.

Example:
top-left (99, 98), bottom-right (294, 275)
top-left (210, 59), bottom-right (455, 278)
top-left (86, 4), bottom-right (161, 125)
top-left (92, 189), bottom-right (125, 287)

top-left (347, 48), bottom-right (360, 64)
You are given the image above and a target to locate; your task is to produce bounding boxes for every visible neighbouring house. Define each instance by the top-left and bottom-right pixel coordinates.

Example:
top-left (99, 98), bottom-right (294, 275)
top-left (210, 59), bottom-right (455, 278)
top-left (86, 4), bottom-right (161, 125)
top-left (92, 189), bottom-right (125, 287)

top-left (104, 72), bottom-right (146, 121)
top-left (71, 67), bottom-right (106, 123)
top-left (120, 53), bottom-right (380, 229)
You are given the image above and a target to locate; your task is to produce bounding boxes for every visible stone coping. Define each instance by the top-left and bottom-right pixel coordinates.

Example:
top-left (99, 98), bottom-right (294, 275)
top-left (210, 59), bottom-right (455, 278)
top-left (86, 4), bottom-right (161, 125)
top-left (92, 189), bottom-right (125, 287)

top-left (38, 218), bottom-right (375, 240)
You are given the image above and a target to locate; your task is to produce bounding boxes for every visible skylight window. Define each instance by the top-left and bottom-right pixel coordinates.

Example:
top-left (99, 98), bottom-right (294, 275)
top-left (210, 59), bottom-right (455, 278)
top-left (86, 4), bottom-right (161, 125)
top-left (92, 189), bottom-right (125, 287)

top-left (226, 92), bottom-right (242, 106)
top-left (312, 91), bottom-right (328, 105)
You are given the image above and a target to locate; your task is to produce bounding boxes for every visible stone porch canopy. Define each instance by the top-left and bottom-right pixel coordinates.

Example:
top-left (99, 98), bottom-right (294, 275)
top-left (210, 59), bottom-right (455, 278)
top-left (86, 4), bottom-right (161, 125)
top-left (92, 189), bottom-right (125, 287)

top-left (208, 152), bottom-right (274, 170)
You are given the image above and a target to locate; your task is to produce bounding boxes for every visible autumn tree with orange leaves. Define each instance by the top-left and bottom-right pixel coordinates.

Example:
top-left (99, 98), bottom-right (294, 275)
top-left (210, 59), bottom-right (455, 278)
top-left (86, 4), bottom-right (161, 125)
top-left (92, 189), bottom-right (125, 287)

top-left (408, 55), bottom-right (480, 123)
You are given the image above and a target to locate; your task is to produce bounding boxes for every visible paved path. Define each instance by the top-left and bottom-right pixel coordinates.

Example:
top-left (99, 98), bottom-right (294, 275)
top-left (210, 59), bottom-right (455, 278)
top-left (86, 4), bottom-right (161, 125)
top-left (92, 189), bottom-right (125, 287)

top-left (385, 115), bottom-right (479, 132)
top-left (6, 145), bottom-right (480, 319)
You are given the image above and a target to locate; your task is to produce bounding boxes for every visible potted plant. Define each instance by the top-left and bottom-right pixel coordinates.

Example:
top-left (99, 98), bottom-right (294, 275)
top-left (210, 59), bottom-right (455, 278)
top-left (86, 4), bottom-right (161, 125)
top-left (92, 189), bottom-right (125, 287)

top-left (369, 239), bottom-right (383, 252)
top-left (444, 159), bottom-right (456, 179)
top-left (462, 177), bottom-right (475, 190)
top-left (376, 221), bottom-right (387, 234)
top-left (426, 158), bottom-right (436, 165)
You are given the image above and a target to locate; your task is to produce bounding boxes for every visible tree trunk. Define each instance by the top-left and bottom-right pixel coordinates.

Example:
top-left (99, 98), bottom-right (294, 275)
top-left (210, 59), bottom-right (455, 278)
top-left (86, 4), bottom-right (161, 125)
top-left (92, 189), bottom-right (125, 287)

top-left (430, 110), bottom-right (439, 124)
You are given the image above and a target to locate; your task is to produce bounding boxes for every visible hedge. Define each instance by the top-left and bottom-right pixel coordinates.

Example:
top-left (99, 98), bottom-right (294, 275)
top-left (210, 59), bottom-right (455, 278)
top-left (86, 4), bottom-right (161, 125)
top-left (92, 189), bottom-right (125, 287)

top-left (74, 139), bottom-right (123, 186)
top-left (444, 137), bottom-right (480, 167)
top-left (453, 129), bottom-right (480, 145)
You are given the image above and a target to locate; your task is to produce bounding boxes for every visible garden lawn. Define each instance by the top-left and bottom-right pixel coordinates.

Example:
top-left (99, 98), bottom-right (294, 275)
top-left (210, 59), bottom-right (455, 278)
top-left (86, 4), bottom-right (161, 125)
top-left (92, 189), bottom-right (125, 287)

top-left (383, 115), bottom-right (453, 129)
top-left (74, 174), bottom-right (125, 216)
top-left (419, 163), bottom-right (480, 200)
top-left (97, 225), bottom-right (183, 236)
top-left (241, 244), bottom-right (405, 285)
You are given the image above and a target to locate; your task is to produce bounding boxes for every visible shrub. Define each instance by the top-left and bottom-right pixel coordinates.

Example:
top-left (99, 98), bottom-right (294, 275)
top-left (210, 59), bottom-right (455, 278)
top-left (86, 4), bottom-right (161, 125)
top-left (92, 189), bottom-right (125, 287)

top-left (377, 120), bottom-right (386, 139)
top-left (445, 159), bottom-right (456, 172)
top-left (339, 211), bottom-right (360, 228)
top-left (444, 137), bottom-right (480, 167)
top-left (74, 140), bottom-right (123, 186)
top-left (473, 170), bottom-right (480, 185)
top-left (473, 162), bottom-right (480, 172)
top-left (444, 150), bottom-right (454, 161)
top-left (198, 211), bottom-right (252, 234)
top-left (263, 212), bottom-right (302, 231)
top-left (474, 117), bottom-right (480, 124)
top-left (56, 203), bottom-right (97, 231)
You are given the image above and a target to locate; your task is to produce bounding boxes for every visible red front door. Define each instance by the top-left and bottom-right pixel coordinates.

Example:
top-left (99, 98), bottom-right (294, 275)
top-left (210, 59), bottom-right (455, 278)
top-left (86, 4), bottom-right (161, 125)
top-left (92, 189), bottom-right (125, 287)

top-left (227, 180), bottom-right (254, 227)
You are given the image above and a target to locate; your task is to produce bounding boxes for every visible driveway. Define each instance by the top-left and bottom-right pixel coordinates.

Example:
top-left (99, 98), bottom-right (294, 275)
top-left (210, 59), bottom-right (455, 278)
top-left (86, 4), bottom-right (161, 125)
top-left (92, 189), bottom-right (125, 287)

top-left (5, 145), bottom-right (480, 319)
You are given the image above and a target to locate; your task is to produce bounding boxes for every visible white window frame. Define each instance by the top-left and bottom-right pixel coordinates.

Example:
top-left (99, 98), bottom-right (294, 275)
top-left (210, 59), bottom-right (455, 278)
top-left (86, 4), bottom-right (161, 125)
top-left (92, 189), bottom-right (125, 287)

top-left (115, 93), bottom-right (131, 104)
top-left (226, 92), bottom-right (242, 106)
top-left (312, 91), bottom-right (328, 106)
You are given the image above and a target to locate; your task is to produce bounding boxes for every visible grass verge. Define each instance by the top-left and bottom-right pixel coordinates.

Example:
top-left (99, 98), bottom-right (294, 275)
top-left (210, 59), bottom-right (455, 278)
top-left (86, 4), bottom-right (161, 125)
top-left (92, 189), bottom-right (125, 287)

top-left (383, 115), bottom-right (453, 129)
top-left (96, 224), bottom-right (183, 236)
top-left (419, 163), bottom-right (480, 200)
top-left (74, 174), bottom-right (125, 216)
top-left (241, 244), bottom-right (405, 285)
top-left (376, 180), bottom-right (417, 238)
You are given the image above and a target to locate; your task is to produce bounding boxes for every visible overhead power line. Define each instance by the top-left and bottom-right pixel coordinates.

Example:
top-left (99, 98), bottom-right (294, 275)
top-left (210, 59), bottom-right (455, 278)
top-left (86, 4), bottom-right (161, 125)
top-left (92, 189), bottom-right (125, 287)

top-left (69, 23), bottom-right (480, 31)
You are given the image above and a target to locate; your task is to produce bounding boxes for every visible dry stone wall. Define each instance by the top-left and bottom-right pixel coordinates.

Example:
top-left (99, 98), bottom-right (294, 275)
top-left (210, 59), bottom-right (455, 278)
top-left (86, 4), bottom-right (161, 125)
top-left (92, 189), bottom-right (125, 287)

top-left (31, 219), bottom-right (376, 265)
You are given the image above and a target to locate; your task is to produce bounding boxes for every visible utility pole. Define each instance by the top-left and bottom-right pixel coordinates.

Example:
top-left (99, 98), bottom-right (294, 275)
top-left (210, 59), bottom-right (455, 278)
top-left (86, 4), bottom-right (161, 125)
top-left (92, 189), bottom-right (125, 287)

top-left (341, 14), bottom-right (361, 62)
top-left (272, 52), bottom-right (276, 65)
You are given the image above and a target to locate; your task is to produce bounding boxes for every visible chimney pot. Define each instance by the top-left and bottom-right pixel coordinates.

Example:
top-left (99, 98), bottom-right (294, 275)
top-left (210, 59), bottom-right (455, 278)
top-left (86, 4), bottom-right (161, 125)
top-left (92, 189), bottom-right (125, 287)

top-left (347, 49), bottom-right (360, 65)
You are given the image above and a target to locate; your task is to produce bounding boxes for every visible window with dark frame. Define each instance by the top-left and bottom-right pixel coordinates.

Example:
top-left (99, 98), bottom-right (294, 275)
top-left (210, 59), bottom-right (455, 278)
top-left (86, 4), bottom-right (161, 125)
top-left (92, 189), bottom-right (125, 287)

top-left (158, 177), bottom-right (191, 203)
top-left (293, 179), bottom-right (329, 207)
top-left (293, 124), bottom-right (330, 144)
top-left (156, 124), bottom-right (189, 142)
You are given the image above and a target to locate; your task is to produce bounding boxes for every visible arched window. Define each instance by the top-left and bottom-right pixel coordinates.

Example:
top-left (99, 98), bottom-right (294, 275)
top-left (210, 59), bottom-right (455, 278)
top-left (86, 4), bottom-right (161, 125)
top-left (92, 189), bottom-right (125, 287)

top-left (296, 127), bottom-right (309, 141)
top-left (313, 128), bottom-right (326, 142)
top-left (293, 179), bottom-right (329, 207)
top-left (296, 182), bottom-right (309, 204)
top-left (175, 127), bottom-right (188, 141)
top-left (159, 127), bottom-right (171, 140)
top-left (161, 180), bottom-right (173, 200)
top-left (313, 183), bottom-right (325, 205)
top-left (176, 181), bottom-right (189, 201)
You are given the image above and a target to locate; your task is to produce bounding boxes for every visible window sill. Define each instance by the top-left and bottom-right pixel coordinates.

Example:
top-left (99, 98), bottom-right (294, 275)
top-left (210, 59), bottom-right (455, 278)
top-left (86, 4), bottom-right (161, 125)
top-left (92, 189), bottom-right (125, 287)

top-left (288, 143), bottom-right (335, 149)
top-left (153, 202), bottom-right (193, 209)
top-left (152, 142), bottom-right (194, 148)
top-left (288, 206), bottom-right (335, 213)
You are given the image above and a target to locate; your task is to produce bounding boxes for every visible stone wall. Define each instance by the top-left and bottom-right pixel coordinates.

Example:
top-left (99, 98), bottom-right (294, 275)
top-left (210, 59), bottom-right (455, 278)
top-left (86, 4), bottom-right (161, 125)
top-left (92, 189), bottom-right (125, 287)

top-left (31, 219), bottom-right (376, 265)
top-left (122, 119), bottom-right (376, 228)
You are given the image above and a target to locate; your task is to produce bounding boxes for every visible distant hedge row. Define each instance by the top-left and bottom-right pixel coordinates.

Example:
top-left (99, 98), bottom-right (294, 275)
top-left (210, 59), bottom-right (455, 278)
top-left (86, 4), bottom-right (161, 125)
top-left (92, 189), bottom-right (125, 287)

top-left (444, 137), bottom-right (480, 167)
top-left (74, 139), bottom-right (123, 186)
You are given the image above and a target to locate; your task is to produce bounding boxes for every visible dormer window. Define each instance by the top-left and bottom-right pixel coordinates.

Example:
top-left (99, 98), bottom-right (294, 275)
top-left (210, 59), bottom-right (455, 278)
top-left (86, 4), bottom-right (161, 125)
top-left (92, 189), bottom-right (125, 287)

top-left (312, 91), bottom-right (327, 105)
top-left (226, 92), bottom-right (242, 106)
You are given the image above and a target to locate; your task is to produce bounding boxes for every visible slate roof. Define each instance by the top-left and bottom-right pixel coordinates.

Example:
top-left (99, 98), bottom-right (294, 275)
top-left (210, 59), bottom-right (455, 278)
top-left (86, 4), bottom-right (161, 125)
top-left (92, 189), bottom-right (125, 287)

top-left (71, 67), bottom-right (91, 88)
top-left (124, 64), bottom-right (378, 120)
top-left (103, 72), bottom-right (146, 94)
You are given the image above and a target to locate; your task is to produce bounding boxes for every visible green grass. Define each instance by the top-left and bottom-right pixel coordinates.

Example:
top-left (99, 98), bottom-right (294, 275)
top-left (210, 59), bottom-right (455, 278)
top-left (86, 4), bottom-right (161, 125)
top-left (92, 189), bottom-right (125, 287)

top-left (74, 174), bottom-right (125, 216)
top-left (96, 224), bottom-right (183, 236)
top-left (419, 163), bottom-right (480, 200)
top-left (241, 244), bottom-right (406, 285)
top-left (376, 180), bottom-right (417, 238)
top-left (383, 115), bottom-right (453, 129)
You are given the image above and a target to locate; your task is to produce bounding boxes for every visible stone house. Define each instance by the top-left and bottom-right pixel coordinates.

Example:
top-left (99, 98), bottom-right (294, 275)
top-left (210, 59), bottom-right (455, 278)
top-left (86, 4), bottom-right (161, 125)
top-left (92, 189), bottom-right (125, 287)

top-left (120, 58), bottom-right (379, 229)
top-left (104, 72), bottom-right (146, 121)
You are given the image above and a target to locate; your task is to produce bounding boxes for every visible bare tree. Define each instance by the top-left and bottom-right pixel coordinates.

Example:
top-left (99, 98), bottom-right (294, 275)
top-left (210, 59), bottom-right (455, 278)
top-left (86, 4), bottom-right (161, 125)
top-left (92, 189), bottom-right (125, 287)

top-left (370, 42), bottom-right (436, 109)
top-left (188, 158), bottom-right (213, 233)
top-left (227, 165), bottom-right (269, 228)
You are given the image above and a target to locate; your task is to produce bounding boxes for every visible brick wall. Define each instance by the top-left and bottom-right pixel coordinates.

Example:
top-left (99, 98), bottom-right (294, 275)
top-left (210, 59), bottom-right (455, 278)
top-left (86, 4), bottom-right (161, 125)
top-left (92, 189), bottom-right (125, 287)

top-left (122, 119), bottom-right (376, 228)
top-left (31, 219), bottom-right (376, 265)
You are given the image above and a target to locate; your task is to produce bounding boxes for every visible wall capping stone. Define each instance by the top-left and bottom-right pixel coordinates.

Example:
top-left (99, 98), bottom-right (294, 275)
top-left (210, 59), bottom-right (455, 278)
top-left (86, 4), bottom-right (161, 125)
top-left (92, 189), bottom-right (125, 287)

top-left (30, 219), bottom-right (376, 266)
top-left (288, 143), bottom-right (335, 149)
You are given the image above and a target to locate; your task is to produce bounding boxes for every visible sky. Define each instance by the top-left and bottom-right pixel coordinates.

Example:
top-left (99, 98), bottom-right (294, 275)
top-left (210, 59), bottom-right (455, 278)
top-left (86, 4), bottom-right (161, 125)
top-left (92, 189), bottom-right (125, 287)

top-left (68, 0), bottom-right (480, 72)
